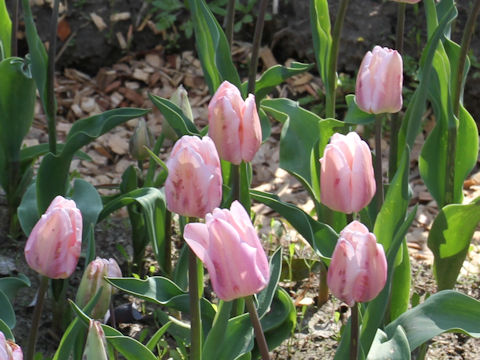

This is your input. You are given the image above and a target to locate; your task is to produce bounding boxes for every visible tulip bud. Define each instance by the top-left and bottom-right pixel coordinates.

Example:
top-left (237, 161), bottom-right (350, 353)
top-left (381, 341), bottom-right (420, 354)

top-left (129, 119), bottom-right (155, 161)
top-left (320, 132), bottom-right (376, 214)
top-left (355, 46), bottom-right (403, 114)
top-left (208, 81), bottom-right (262, 164)
top-left (76, 257), bottom-right (122, 319)
top-left (24, 196), bottom-right (82, 279)
top-left (165, 135), bottom-right (222, 218)
top-left (164, 85), bottom-right (194, 140)
top-left (327, 221), bottom-right (387, 306)
top-left (184, 201), bottom-right (270, 301)
top-left (83, 320), bottom-right (108, 360)
top-left (0, 332), bottom-right (23, 360)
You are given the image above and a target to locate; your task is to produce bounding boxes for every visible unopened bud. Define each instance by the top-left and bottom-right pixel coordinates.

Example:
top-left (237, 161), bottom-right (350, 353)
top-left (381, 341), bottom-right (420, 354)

top-left (83, 320), bottom-right (108, 360)
top-left (164, 85), bottom-right (194, 140)
top-left (129, 119), bottom-right (155, 161)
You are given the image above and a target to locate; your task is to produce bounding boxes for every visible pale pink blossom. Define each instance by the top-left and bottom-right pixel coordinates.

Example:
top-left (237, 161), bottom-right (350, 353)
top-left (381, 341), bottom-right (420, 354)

top-left (0, 332), bottom-right (23, 360)
top-left (184, 201), bottom-right (270, 301)
top-left (320, 132), bottom-right (376, 214)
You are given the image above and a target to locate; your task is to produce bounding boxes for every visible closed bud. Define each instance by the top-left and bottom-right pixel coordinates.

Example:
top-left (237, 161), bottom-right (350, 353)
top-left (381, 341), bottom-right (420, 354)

top-left (129, 119), bottom-right (155, 161)
top-left (320, 132), bottom-right (376, 214)
top-left (327, 221), bottom-right (387, 306)
top-left (24, 196), bottom-right (82, 279)
top-left (355, 46), bottom-right (403, 114)
top-left (76, 257), bottom-right (122, 319)
top-left (164, 85), bottom-right (194, 140)
top-left (82, 320), bottom-right (108, 360)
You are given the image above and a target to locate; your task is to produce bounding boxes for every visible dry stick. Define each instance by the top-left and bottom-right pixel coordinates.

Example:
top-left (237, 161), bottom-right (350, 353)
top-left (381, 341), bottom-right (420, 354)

top-left (245, 296), bottom-right (270, 360)
top-left (46, 0), bottom-right (59, 155)
top-left (225, 0), bottom-right (236, 48)
top-left (388, 2), bottom-right (406, 182)
top-left (26, 276), bottom-right (49, 360)
top-left (445, 0), bottom-right (480, 206)
top-left (11, 0), bottom-right (18, 57)
top-left (247, 0), bottom-right (269, 95)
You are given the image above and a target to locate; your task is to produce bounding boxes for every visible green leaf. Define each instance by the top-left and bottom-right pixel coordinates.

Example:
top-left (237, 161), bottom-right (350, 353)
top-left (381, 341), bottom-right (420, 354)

top-left (0, 319), bottom-right (13, 341)
top-left (17, 182), bottom-right (38, 236)
top-left (427, 197), bottom-right (480, 290)
top-left (241, 62), bottom-right (314, 102)
top-left (0, 290), bottom-right (15, 328)
top-left (20, 143), bottom-right (91, 164)
top-left (145, 321), bottom-right (172, 351)
top-left (310, 0), bottom-right (331, 89)
top-left (217, 313), bottom-right (253, 359)
top-left (202, 300), bottom-right (234, 360)
top-left (367, 326), bottom-right (411, 360)
top-left (186, 0), bottom-right (241, 93)
top-left (0, 57), bottom-right (36, 189)
top-left (36, 108), bottom-right (148, 213)
top-left (385, 290), bottom-right (480, 351)
top-left (0, 275), bottom-right (30, 302)
top-left (0, 1), bottom-right (11, 59)
top-left (71, 179), bottom-right (102, 242)
top-left (389, 241), bottom-right (411, 321)
top-left (106, 336), bottom-right (157, 360)
top-left (344, 95), bottom-right (375, 125)
top-left (257, 247), bottom-right (282, 318)
top-left (251, 190), bottom-right (337, 261)
top-left (149, 93), bottom-right (199, 137)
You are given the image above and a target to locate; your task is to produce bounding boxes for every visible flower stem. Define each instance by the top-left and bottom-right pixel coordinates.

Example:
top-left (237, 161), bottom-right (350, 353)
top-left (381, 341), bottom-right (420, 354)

top-left (445, 0), bottom-right (480, 206)
top-left (189, 248), bottom-right (202, 360)
top-left (26, 276), bottom-right (49, 360)
top-left (388, 2), bottom-right (405, 181)
top-left (325, 0), bottom-right (350, 118)
top-left (232, 163), bottom-right (240, 202)
top-left (245, 295), bottom-right (270, 360)
top-left (374, 115), bottom-right (384, 212)
top-left (164, 210), bottom-right (172, 276)
top-left (225, 0), bottom-right (236, 48)
top-left (317, 262), bottom-right (329, 307)
top-left (350, 302), bottom-right (359, 360)
top-left (46, 0), bottom-right (59, 155)
top-left (10, 0), bottom-right (18, 57)
top-left (247, 0), bottom-right (269, 95)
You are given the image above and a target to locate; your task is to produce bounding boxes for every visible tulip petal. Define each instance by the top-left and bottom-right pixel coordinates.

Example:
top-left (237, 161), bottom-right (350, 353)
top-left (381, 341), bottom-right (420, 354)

top-left (240, 95), bottom-right (262, 162)
top-left (350, 139), bottom-right (376, 212)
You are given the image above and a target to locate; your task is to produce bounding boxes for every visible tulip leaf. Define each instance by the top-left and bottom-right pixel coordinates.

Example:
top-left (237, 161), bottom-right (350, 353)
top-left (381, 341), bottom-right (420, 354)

top-left (217, 313), bottom-right (254, 360)
top-left (106, 336), bottom-right (157, 360)
top-left (389, 241), bottom-right (411, 321)
top-left (0, 290), bottom-right (15, 328)
top-left (344, 95), bottom-right (375, 125)
top-left (258, 107), bottom-right (271, 142)
top-left (427, 197), bottom-right (480, 290)
top-left (250, 189), bottom-right (337, 261)
top-left (367, 326), bottom-right (411, 360)
top-left (20, 143), bottom-right (91, 164)
top-left (0, 1), bottom-right (11, 59)
top-left (149, 93), bottom-right (200, 137)
top-left (17, 183), bottom-right (38, 236)
top-left (202, 300), bottom-right (234, 360)
top-left (257, 247), bottom-right (282, 318)
top-left (310, 0), bottom-right (331, 90)
top-left (241, 62), bottom-right (314, 102)
top-left (71, 179), bottom-right (102, 243)
top-left (186, 0), bottom-right (241, 94)
top-left (36, 107), bottom-right (148, 213)
top-left (0, 319), bottom-right (13, 341)
top-left (145, 321), bottom-right (172, 351)
top-left (385, 290), bottom-right (480, 351)
top-left (0, 275), bottom-right (30, 302)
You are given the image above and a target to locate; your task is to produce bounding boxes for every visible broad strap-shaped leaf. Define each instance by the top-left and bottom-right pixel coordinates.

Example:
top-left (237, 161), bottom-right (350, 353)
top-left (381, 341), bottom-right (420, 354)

top-left (186, 0), bottom-right (241, 94)
top-left (344, 95), bottom-right (375, 125)
top-left (367, 327), bottom-right (411, 360)
top-left (105, 336), bottom-right (157, 360)
top-left (385, 290), bottom-right (480, 351)
top-left (0, 0), bottom-right (11, 59)
top-left (310, 0), bottom-right (331, 89)
top-left (427, 197), bottom-right (480, 290)
top-left (0, 291), bottom-right (15, 328)
top-left (36, 108), bottom-right (148, 212)
top-left (17, 183), bottom-right (37, 236)
top-left (71, 179), bottom-right (102, 243)
top-left (202, 300), bottom-right (234, 360)
top-left (0, 275), bottom-right (30, 302)
top-left (257, 247), bottom-right (282, 318)
top-left (251, 190), bottom-right (337, 260)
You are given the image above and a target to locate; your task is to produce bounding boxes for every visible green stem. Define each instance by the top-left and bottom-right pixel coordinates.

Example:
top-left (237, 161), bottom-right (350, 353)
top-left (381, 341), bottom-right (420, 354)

top-left (225, 0), bottom-right (236, 48)
top-left (247, 0), bottom-right (269, 95)
top-left (317, 262), bottom-right (329, 307)
top-left (325, 0), bottom-right (350, 118)
top-left (245, 296), bottom-right (270, 360)
top-left (11, 0), bottom-right (18, 57)
top-left (232, 163), bottom-right (240, 202)
top-left (374, 115), bottom-right (384, 212)
top-left (26, 276), bottom-right (49, 360)
top-left (350, 302), bottom-right (359, 360)
top-left (445, 0), bottom-right (480, 206)
top-left (388, 2), bottom-right (405, 181)
top-left (164, 210), bottom-right (172, 277)
top-left (46, 0), bottom-right (59, 155)
top-left (189, 248), bottom-right (202, 360)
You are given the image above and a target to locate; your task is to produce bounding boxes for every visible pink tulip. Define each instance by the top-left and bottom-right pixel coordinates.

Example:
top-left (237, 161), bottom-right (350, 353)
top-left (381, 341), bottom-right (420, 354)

top-left (0, 332), bottom-right (23, 360)
top-left (76, 257), bottom-right (122, 319)
top-left (327, 221), bottom-right (387, 306)
top-left (208, 81), bottom-right (262, 164)
top-left (355, 46), bottom-right (403, 114)
top-left (24, 196), bottom-right (82, 279)
top-left (320, 132), bottom-right (376, 214)
top-left (184, 201), bottom-right (270, 301)
top-left (165, 135), bottom-right (222, 218)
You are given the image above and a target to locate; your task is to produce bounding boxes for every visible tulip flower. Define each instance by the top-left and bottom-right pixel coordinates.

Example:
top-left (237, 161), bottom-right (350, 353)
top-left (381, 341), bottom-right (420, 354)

top-left (165, 135), bottom-right (222, 218)
top-left (355, 46), bottom-right (403, 114)
top-left (320, 132), bottom-right (376, 214)
top-left (327, 221), bottom-right (387, 306)
top-left (184, 200), bottom-right (270, 301)
top-left (0, 332), bottom-right (23, 360)
top-left (24, 196), bottom-right (82, 279)
top-left (208, 81), bottom-right (262, 164)
top-left (83, 320), bottom-right (108, 360)
top-left (76, 257), bottom-right (122, 319)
